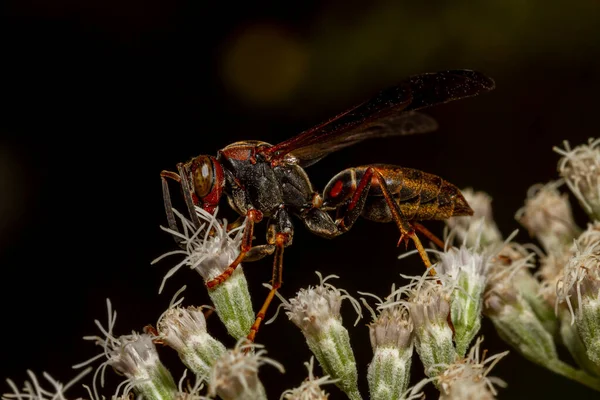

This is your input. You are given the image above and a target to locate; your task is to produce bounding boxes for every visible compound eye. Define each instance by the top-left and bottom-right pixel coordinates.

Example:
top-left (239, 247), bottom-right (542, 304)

top-left (192, 156), bottom-right (214, 198)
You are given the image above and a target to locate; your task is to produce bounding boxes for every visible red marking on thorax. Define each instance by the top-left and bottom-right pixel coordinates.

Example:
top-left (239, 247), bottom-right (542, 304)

top-left (221, 146), bottom-right (254, 161)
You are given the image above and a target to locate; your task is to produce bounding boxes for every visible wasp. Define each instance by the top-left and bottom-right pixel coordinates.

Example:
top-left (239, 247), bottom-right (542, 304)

top-left (161, 69), bottom-right (494, 341)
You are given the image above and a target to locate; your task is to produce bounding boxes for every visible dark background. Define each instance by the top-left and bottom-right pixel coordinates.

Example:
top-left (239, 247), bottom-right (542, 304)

top-left (1, 1), bottom-right (600, 399)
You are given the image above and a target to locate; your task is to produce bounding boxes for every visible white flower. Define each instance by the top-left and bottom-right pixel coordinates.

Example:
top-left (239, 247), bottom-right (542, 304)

top-left (274, 272), bottom-right (362, 337)
top-left (152, 207), bottom-right (245, 292)
top-left (555, 138), bottom-right (600, 220)
top-left (208, 340), bottom-right (284, 400)
top-left (3, 369), bottom-right (91, 400)
top-left (446, 188), bottom-right (502, 248)
top-left (270, 272), bottom-right (363, 400)
top-left (556, 231), bottom-right (600, 324)
top-left (360, 287), bottom-right (414, 400)
top-left (175, 370), bottom-right (209, 400)
top-left (156, 288), bottom-right (226, 379)
top-left (515, 181), bottom-right (579, 254)
top-left (72, 299), bottom-right (176, 400)
top-left (390, 273), bottom-right (455, 377)
top-left (280, 357), bottom-right (336, 400)
top-left (434, 244), bottom-right (493, 356)
top-left (153, 208), bottom-right (255, 340)
top-left (436, 337), bottom-right (508, 400)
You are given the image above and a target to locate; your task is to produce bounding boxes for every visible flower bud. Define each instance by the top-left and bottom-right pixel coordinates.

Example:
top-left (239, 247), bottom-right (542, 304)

top-left (280, 357), bottom-right (336, 400)
top-left (515, 181), bottom-right (580, 255)
top-left (361, 290), bottom-right (413, 400)
top-left (436, 245), bottom-right (491, 357)
top-left (446, 188), bottom-right (503, 249)
top-left (555, 138), bottom-right (600, 221)
top-left (157, 305), bottom-right (226, 379)
top-left (152, 207), bottom-right (254, 340)
top-left (74, 299), bottom-right (177, 400)
top-left (436, 337), bottom-right (508, 400)
top-left (484, 260), bottom-right (558, 366)
top-left (556, 233), bottom-right (600, 367)
top-left (404, 278), bottom-right (456, 377)
top-left (208, 340), bottom-right (284, 400)
top-left (4, 369), bottom-right (91, 400)
top-left (276, 272), bottom-right (363, 400)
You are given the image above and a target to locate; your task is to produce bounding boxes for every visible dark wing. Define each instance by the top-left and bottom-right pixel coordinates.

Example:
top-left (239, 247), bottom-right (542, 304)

top-left (261, 69), bottom-right (495, 167)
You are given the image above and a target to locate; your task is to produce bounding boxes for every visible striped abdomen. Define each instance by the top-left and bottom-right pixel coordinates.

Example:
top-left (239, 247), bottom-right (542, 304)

top-left (323, 164), bottom-right (473, 223)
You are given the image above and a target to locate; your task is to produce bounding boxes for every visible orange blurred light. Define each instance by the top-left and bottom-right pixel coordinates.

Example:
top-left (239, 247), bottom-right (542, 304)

top-left (221, 22), bottom-right (309, 106)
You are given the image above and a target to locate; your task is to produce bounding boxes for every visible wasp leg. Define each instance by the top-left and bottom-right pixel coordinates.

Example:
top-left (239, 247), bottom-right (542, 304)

top-left (307, 166), bottom-right (375, 236)
top-left (246, 208), bottom-right (293, 342)
top-left (247, 232), bottom-right (289, 342)
top-left (205, 209), bottom-right (263, 289)
top-left (413, 222), bottom-right (445, 249)
top-left (245, 244), bottom-right (276, 262)
top-left (176, 163), bottom-right (202, 229)
top-left (301, 169), bottom-right (374, 238)
top-left (372, 169), bottom-right (435, 274)
top-left (226, 216), bottom-right (246, 232)
top-left (160, 170), bottom-right (186, 247)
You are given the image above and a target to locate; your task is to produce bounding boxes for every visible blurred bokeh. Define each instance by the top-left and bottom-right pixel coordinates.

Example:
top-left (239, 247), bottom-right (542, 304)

top-left (1, 0), bottom-right (599, 399)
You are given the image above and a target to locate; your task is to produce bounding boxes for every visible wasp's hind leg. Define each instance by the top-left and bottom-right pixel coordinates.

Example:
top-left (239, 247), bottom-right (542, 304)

top-left (370, 168), bottom-right (435, 274)
top-left (314, 166), bottom-right (436, 273)
top-left (413, 222), bottom-right (445, 250)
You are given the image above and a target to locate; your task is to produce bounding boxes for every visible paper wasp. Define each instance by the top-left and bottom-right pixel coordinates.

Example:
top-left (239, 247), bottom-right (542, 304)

top-left (161, 69), bottom-right (494, 341)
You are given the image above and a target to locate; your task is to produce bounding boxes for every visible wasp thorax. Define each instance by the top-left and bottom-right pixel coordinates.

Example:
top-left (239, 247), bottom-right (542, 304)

top-left (190, 155), bottom-right (215, 198)
top-left (323, 169), bottom-right (356, 207)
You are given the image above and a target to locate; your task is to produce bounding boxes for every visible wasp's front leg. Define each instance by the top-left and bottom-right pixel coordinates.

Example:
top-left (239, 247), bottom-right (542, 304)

top-left (205, 208), bottom-right (263, 289)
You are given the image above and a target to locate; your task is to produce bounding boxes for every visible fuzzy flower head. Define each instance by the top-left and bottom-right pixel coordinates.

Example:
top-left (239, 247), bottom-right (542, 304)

top-left (576, 221), bottom-right (600, 250)
top-left (393, 274), bottom-right (456, 377)
top-left (555, 138), bottom-right (600, 219)
top-left (361, 286), bottom-right (413, 351)
top-left (3, 369), bottom-right (92, 400)
top-left (208, 340), bottom-right (284, 400)
top-left (273, 272), bottom-right (362, 337)
top-left (157, 304), bottom-right (209, 354)
top-left (556, 238), bottom-right (600, 324)
top-left (73, 299), bottom-right (176, 400)
top-left (515, 181), bottom-right (579, 254)
top-left (484, 246), bottom-right (536, 315)
top-left (436, 337), bottom-right (508, 400)
top-left (271, 272), bottom-right (362, 400)
top-left (436, 244), bottom-right (492, 288)
top-left (434, 242), bottom-right (501, 356)
top-left (400, 274), bottom-right (452, 332)
top-left (175, 370), bottom-right (210, 400)
top-left (280, 357), bottom-right (336, 400)
top-left (152, 206), bottom-right (246, 292)
top-left (538, 251), bottom-right (570, 306)
top-left (446, 188), bottom-right (503, 248)
top-left (362, 287), bottom-right (415, 400)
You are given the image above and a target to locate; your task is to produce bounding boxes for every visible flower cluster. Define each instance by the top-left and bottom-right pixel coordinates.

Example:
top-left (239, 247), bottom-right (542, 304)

top-left (6, 137), bottom-right (600, 400)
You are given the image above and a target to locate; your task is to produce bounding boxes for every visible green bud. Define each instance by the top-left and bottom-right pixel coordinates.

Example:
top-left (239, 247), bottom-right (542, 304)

top-left (157, 305), bottom-right (227, 379)
top-left (279, 273), bottom-right (363, 400)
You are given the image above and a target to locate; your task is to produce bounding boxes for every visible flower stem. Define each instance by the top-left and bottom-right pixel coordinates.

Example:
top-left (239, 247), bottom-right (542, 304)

top-left (546, 359), bottom-right (600, 392)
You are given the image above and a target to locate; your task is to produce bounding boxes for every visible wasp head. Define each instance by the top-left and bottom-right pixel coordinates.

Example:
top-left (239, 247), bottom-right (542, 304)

top-left (184, 155), bottom-right (224, 214)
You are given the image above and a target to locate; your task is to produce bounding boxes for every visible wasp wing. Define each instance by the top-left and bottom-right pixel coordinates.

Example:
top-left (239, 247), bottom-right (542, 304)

top-left (262, 69), bottom-right (494, 167)
top-left (290, 111), bottom-right (439, 167)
